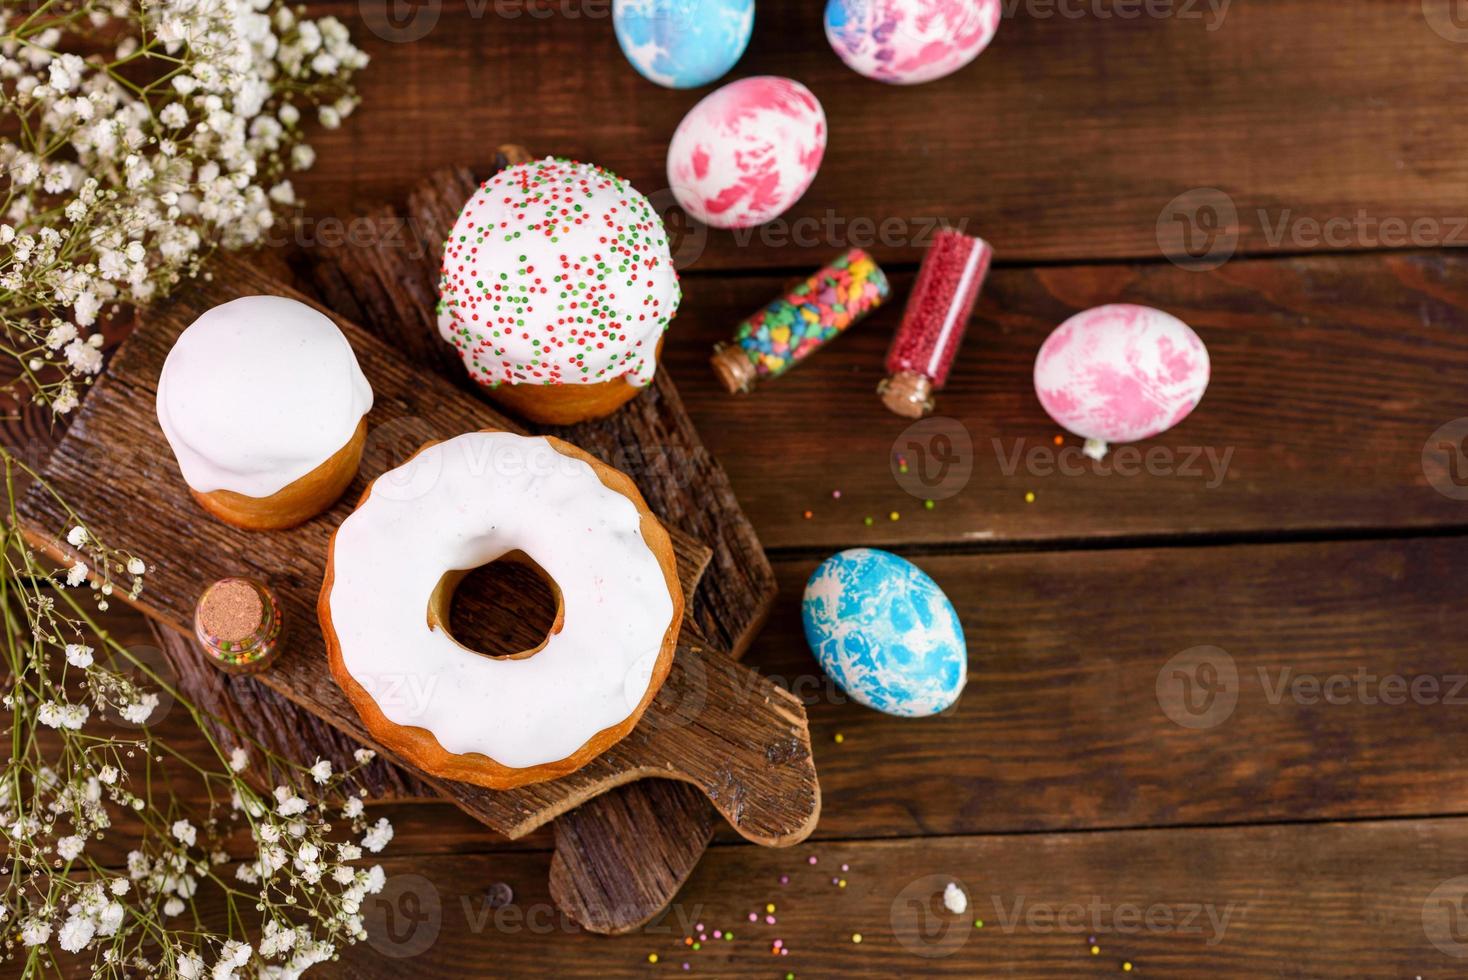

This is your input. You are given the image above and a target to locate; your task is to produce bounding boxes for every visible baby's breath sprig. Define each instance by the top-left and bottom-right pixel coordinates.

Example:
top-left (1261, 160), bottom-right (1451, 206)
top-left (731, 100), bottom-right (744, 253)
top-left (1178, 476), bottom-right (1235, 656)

top-left (0, 0), bottom-right (368, 416)
top-left (2, 445), bottom-right (394, 976)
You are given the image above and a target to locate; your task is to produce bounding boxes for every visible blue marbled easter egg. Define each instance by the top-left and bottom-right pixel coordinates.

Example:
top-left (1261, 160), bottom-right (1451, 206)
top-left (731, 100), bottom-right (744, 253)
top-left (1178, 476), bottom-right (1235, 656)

top-left (802, 548), bottom-right (966, 718)
top-left (613, 0), bottom-right (755, 90)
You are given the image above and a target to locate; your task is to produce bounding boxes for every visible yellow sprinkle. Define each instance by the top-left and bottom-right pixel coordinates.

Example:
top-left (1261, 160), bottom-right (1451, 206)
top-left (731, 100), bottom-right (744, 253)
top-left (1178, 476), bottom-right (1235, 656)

top-left (851, 933), bottom-right (863, 944)
top-left (1091, 945), bottom-right (1101, 955)
top-left (766, 903), bottom-right (776, 914)
top-left (648, 953), bottom-right (659, 964)
top-left (1123, 964), bottom-right (1133, 972)
top-left (838, 879), bottom-right (847, 888)
top-left (1024, 491), bottom-right (1036, 503)
top-left (833, 733), bottom-right (844, 744)
top-left (889, 511), bottom-right (900, 521)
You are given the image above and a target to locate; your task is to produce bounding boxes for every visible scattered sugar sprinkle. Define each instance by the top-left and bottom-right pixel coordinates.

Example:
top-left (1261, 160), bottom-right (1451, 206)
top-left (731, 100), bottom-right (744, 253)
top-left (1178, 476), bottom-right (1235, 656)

top-left (942, 881), bottom-right (967, 914)
top-left (833, 732), bottom-right (844, 744)
top-left (1024, 491), bottom-right (1035, 503)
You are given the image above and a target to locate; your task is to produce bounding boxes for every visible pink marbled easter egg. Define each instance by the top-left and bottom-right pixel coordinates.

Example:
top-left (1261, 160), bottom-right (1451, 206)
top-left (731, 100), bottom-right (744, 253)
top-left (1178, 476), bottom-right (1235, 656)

top-left (1033, 304), bottom-right (1210, 447)
top-left (824, 0), bottom-right (1002, 86)
top-left (666, 75), bottom-right (827, 229)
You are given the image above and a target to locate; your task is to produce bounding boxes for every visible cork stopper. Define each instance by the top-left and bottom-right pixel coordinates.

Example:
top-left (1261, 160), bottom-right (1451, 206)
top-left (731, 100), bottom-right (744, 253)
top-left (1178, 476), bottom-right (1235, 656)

top-left (878, 370), bottom-right (934, 419)
top-left (710, 344), bottom-right (758, 394)
top-left (198, 579), bottom-right (264, 643)
top-left (194, 577), bottom-right (283, 675)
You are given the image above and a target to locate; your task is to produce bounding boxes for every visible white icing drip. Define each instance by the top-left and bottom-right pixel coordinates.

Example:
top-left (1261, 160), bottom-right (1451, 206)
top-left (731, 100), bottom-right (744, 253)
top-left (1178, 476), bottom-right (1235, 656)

top-left (156, 296), bottom-right (373, 498)
top-left (326, 431), bottom-right (676, 769)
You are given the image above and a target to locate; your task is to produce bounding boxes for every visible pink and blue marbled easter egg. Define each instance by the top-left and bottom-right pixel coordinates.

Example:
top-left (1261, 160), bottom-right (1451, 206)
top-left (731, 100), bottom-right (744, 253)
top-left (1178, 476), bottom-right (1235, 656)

top-left (666, 75), bottom-right (826, 229)
top-left (824, 0), bottom-right (1001, 85)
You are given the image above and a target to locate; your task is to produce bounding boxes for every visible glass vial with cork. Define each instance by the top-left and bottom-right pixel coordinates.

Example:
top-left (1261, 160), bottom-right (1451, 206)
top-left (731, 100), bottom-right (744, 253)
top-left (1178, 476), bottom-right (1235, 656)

top-left (193, 577), bottom-right (283, 675)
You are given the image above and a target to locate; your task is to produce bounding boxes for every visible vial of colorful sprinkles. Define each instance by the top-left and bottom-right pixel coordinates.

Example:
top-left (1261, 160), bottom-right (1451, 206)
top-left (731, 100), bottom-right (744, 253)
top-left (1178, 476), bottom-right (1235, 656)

top-left (878, 229), bottom-right (994, 418)
top-left (711, 248), bottom-right (890, 393)
top-left (193, 577), bottom-right (283, 675)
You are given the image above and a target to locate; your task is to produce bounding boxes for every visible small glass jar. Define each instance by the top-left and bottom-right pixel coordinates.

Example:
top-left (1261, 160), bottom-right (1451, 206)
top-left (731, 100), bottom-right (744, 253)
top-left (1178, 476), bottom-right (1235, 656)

top-left (193, 577), bottom-right (283, 675)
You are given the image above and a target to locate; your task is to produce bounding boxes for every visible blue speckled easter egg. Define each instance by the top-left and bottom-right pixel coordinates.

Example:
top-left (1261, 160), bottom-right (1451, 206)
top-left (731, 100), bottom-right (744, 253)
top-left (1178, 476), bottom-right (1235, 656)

top-left (802, 548), bottom-right (966, 717)
top-left (613, 0), bottom-right (754, 90)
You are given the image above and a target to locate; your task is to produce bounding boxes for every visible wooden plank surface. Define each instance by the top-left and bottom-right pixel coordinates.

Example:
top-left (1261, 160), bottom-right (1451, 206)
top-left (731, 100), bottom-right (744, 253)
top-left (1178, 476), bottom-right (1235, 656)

top-left (21, 1), bottom-right (1468, 975)
top-left (330, 819), bottom-right (1468, 977)
top-left (294, 1), bottom-right (1468, 268)
top-left (659, 251), bottom-right (1468, 549)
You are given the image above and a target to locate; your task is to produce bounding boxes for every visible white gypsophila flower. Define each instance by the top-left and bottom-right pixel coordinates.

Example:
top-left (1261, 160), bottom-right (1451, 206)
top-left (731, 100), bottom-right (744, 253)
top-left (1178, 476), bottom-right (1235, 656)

top-left (341, 797), bottom-right (363, 818)
top-left (274, 785), bottom-right (307, 817)
top-left (309, 758), bottom-right (331, 784)
top-left (120, 693), bottom-right (158, 724)
top-left (65, 643), bottom-right (93, 668)
top-left (171, 819), bottom-right (196, 847)
top-left (176, 952), bottom-right (205, 979)
top-left (45, 322), bottom-right (77, 349)
top-left (127, 556), bottom-right (146, 575)
top-left (360, 817), bottom-right (392, 853)
top-left (97, 902), bottom-right (124, 936)
top-left (58, 913), bottom-right (95, 952)
top-left (163, 897), bottom-right (185, 917)
top-left (353, 748), bottom-right (375, 764)
top-left (110, 878), bottom-right (128, 895)
top-left (365, 865), bottom-right (386, 893)
top-left (66, 525), bottom-right (87, 547)
top-left (229, 747), bottom-right (248, 772)
top-left (57, 835), bottom-right (85, 860)
top-left (22, 918), bottom-right (52, 946)
top-left (66, 561), bottom-right (88, 586)
top-left (64, 336), bottom-right (103, 374)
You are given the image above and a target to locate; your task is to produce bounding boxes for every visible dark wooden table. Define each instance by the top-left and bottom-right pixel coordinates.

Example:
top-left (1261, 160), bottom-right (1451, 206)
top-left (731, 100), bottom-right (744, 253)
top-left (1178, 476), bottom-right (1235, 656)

top-left (37, 2), bottom-right (1468, 976)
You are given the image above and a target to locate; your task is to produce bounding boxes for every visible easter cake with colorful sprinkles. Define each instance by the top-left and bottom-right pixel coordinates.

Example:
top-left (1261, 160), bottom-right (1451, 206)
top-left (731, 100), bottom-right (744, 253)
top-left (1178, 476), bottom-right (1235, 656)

top-left (436, 157), bottom-right (681, 424)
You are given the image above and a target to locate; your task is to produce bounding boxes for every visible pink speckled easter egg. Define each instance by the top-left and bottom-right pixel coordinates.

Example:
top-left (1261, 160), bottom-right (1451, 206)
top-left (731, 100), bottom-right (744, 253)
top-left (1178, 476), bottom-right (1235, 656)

top-left (824, 0), bottom-right (1001, 86)
top-left (1033, 305), bottom-right (1210, 454)
top-left (666, 75), bottom-right (827, 229)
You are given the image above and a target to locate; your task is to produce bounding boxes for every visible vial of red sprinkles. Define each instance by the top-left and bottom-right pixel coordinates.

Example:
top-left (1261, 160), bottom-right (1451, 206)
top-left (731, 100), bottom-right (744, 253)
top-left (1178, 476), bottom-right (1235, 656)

top-left (878, 229), bottom-right (993, 418)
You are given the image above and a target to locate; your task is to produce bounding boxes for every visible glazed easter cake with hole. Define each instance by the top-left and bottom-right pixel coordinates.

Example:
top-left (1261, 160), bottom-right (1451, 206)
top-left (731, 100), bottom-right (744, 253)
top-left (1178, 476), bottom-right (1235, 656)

top-left (318, 430), bottom-right (684, 789)
top-left (435, 157), bottom-right (681, 425)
